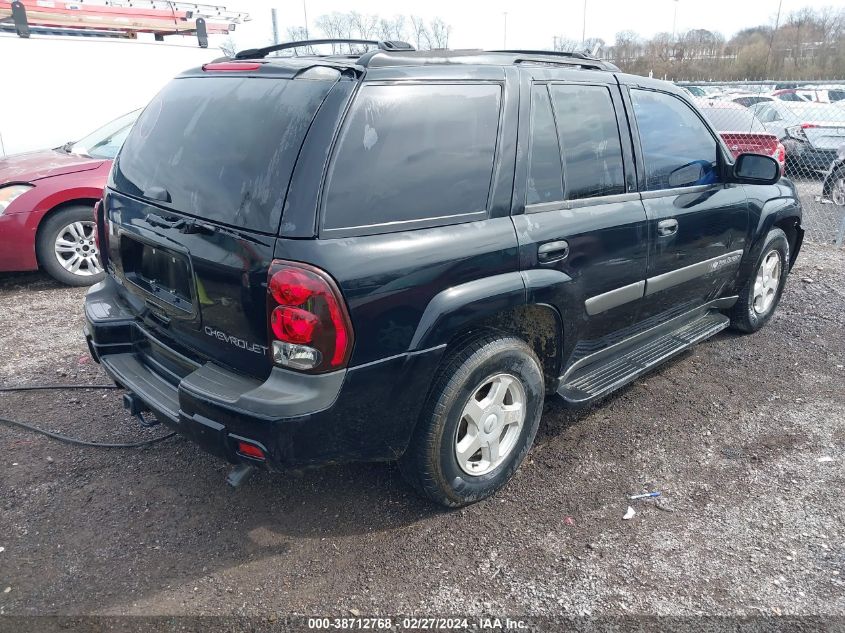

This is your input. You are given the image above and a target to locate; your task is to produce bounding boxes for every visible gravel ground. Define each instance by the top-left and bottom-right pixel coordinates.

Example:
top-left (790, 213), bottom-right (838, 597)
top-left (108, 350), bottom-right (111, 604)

top-left (0, 242), bottom-right (843, 621)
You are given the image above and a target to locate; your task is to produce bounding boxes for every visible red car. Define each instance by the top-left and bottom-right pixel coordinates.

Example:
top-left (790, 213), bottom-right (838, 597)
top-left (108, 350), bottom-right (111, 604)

top-left (694, 99), bottom-right (786, 175)
top-left (0, 110), bottom-right (138, 285)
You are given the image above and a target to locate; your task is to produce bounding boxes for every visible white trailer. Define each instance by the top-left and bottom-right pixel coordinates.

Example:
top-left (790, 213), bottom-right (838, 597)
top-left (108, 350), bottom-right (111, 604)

top-left (0, 33), bottom-right (224, 156)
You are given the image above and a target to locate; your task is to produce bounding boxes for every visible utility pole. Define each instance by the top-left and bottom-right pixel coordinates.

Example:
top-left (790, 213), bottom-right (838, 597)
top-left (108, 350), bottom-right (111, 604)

top-left (582, 0), bottom-right (587, 45)
top-left (671, 0), bottom-right (679, 42)
top-left (303, 0), bottom-right (309, 39)
top-left (271, 7), bottom-right (279, 45)
top-left (503, 12), bottom-right (507, 49)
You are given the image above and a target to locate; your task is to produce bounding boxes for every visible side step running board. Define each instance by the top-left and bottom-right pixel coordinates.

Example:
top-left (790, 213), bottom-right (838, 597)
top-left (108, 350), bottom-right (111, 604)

top-left (557, 310), bottom-right (730, 405)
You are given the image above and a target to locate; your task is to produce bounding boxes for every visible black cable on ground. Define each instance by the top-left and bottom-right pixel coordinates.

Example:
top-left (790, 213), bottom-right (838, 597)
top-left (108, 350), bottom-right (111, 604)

top-left (0, 384), bottom-right (175, 448)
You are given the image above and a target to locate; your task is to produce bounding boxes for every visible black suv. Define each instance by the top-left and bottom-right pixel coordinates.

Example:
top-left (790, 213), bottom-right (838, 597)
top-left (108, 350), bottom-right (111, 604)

top-left (85, 40), bottom-right (803, 507)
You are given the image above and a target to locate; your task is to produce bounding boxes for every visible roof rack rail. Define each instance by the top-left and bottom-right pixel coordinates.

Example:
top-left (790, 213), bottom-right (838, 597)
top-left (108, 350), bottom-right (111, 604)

top-left (235, 38), bottom-right (414, 60)
top-left (490, 49), bottom-right (599, 61)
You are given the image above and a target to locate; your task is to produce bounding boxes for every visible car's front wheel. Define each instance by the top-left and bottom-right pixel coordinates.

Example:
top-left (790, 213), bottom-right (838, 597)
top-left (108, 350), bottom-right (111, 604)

top-left (399, 332), bottom-right (544, 507)
top-left (36, 205), bottom-right (105, 287)
top-left (830, 168), bottom-right (845, 206)
top-left (729, 227), bottom-right (790, 333)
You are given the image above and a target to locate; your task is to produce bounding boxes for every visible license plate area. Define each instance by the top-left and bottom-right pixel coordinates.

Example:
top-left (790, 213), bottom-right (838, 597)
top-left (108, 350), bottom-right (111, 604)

top-left (119, 234), bottom-right (195, 315)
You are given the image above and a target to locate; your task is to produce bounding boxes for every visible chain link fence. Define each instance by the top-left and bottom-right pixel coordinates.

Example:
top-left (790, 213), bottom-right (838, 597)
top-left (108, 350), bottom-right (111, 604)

top-left (677, 80), bottom-right (845, 245)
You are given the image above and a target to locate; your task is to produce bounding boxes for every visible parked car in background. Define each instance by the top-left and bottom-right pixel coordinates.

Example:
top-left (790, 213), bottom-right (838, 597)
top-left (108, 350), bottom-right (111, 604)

top-left (726, 93), bottom-right (775, 108)
top-left (821, 145), bottom-right (845, 206)
top-left (680, 85), bottom-right (707, 97)
top-left (772, 88), bottom-right (845, 104)
top-left (0, 110), bottom-right (139, 285)
top-left (694, 99), bottom-right (785, 173)
top-left (750, 101), bottom-right (845, 174)
top-left (772, 88), bottom-right (816, 102)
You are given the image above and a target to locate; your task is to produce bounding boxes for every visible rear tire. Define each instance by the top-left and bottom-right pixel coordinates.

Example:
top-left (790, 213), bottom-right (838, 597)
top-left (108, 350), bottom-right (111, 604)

top-left (36, 205), bottom-right (105, 287)
top-left (729, 228), bottom-right (790, 333)
top-left (399, 331), bottom-right (544, 508)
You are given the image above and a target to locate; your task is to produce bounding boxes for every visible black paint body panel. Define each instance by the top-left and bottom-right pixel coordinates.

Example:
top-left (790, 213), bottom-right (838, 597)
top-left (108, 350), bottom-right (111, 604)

top-left (85, 59), bottom-right (804, 469)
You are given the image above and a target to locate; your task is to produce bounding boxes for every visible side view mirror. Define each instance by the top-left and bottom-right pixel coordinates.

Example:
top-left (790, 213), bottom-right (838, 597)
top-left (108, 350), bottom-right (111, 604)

top-left (732, 153), bottom-right (780, 185)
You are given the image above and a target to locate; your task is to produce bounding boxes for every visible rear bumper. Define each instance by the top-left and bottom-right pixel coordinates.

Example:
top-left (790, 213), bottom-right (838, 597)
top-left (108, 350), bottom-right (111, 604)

top-left (784, 143), bottom-right (838, 175)
top-left (85, 276), bottom-right (445, 469)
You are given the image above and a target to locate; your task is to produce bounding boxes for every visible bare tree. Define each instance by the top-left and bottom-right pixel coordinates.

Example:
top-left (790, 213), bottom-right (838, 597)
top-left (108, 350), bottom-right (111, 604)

top-left (314, 12), bottom-right (350, 53)
top-left (429, 17), bottom-right (451, 49)
top-left (377, 15), bottom-right (407, 42)
top-left (552, 37), bottom-right (581, 52)
top-left (583, 37), bottom-right (605, 55)
top-left (410, 15), bottom-right (431, 50)
top-left (349, 12), bottom-right (378, 40)
top-left (219, 36), bottom-right (237, 58)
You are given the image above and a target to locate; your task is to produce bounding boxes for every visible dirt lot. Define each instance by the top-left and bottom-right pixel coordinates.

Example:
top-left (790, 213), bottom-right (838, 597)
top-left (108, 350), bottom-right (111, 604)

top-left (0, 243), bottom-right (843, 621)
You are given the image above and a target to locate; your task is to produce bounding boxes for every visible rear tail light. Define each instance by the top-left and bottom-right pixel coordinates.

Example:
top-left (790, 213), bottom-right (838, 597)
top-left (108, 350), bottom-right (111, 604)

top-left (267, 261), bottom-right (354, 373)
top-left (785, 125), bottom-right (806, 141)
top-left (773, 142), bottom-right (786, 174)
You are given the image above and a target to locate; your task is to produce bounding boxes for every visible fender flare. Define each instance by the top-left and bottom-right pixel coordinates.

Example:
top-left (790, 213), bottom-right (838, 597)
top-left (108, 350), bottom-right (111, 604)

top-left (409, 269), bottom-right (571, 353)
top-left (737, 196), bottom-right (802, 287)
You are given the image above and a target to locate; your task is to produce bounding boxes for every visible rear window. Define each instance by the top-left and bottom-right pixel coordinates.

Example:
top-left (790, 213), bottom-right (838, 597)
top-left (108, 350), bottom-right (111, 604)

top-left (321, 83), bottom-right (501, 234)
top-left (700, 108), bottom-right (766, 132)
top-left (111, 76), bottom-right (332, 233)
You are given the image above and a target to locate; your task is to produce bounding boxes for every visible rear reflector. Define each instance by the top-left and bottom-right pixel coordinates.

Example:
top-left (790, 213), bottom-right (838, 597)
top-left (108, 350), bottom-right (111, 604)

top-left (236, 441), bottom-right (265, 461)
top-left (202, 62), bottom-right (262, 72)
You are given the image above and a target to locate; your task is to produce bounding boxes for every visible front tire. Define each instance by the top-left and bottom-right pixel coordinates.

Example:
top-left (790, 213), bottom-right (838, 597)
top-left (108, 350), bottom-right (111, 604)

top-left (399, 332), bottom-right (544, 508)
top-left (830, 168), bottom-right (845, 207)
top-left (36, 205), bottom-right (105, 287)
top-left (729, 228), bottom-right (790, 333)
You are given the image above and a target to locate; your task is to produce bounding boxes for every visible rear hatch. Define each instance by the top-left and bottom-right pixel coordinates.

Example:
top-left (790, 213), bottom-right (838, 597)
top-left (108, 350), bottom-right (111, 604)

top-left (104, 66), bottom-right (340, 379)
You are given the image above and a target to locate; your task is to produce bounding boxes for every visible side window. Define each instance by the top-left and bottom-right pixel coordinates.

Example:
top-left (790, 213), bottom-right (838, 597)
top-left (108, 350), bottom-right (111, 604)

top-left (526, 85), bottom-right (564, 205)
top-left (322, 83), bottom-right (501, 232)
top-left (631, 89), bottom-right (719, 191)
top-left (549, 84), bottom-right (626, 199)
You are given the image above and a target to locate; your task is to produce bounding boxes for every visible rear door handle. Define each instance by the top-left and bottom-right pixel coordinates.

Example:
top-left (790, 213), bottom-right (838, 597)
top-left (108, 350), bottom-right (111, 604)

top-left (657, 219), bottom-right (679, 237)
top-left (538, 240), bottom-right (569, 263)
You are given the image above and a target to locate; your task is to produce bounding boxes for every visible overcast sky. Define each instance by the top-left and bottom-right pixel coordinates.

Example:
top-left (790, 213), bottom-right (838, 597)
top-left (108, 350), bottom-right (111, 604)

top-left (225, 0), bottom-right (839, 51)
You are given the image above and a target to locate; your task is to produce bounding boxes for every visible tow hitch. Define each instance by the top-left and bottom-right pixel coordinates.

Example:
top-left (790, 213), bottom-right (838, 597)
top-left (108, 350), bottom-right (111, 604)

top-left (122, 392), bottom-right (158, 427)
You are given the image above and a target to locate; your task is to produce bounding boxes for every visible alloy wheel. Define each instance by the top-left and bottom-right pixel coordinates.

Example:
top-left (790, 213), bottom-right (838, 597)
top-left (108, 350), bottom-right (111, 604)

top-left (832, 175), bottom-right (845, 206)
top-left (454, 373), bottom-right (526, 476)
top-left (54, 221), bottom-right (102, 277)
top-left (753, 249), bottom-right (782, 315)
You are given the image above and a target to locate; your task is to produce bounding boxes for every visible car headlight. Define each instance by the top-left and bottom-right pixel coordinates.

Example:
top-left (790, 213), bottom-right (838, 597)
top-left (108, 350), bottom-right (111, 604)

top-left (0, 184), bottom-right (34, 214)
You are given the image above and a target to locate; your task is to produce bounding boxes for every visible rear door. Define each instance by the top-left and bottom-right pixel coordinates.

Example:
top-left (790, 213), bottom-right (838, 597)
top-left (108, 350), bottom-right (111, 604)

top-left (511, 67), bottom-right (649, 367)
top-left (623, 85), bottom-right (749, 319)
top-left (105, 70), bottom-right (343, 379)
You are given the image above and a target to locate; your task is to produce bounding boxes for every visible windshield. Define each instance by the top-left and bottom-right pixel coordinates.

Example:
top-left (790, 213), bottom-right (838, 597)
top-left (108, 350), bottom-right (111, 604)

top-left (70, 110), bottom-right (140, 159)
top-left (111, 76), bottom-right (333, 233)
top-left (701, 108), bottom-right (766, 132)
